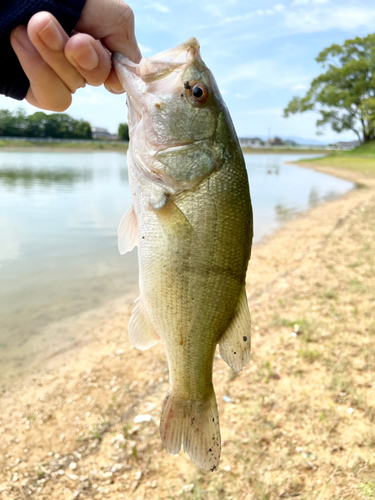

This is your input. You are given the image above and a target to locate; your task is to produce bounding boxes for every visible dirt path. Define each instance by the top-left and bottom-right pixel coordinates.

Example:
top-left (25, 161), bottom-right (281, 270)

top-left (0, 165), bottom-right (374, 500)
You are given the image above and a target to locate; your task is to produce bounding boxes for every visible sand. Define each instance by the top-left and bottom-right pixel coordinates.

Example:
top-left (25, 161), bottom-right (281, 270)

top-left (0, 163), bottom-right (374, 500)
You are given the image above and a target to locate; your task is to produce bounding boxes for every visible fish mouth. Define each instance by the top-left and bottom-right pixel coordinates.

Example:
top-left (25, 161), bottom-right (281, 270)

top-left (113, 38), bottom-right (201, 116)
top-left (113, 38), bottom-right (200, 85)
top-left (113, 38), bottom-right (204, 148)
top-left (139, 38), bottom-right (200, 82)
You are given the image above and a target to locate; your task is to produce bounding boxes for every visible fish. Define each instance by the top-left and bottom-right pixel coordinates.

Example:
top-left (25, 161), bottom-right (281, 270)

top-left (114, 38), bottom-right (253, 471)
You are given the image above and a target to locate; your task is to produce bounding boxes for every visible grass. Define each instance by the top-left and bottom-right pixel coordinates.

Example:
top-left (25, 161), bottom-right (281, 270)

top-left (296, 140), bottom-right (375, 175)
top-left (242, 146), bottom-right (329, 154)
top-left (298, 347), bottom-right (320, 363)
top-left (359, 481), bottom-right (375, 498)
top-left (123, 422), bottom-right (132, 438)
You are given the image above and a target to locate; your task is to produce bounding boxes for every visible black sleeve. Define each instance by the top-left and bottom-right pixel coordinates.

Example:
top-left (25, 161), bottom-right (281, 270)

top-left (0, 0), bottom-right (86, 101)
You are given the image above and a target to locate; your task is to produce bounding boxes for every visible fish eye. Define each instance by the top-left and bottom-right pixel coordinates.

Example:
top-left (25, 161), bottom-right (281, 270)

top-left (191, 83), bottom-right (208, 103)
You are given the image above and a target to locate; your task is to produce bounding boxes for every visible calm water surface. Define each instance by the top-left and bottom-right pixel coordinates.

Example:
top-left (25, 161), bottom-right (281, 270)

top-left (0, 151), bottom-right (353, 385)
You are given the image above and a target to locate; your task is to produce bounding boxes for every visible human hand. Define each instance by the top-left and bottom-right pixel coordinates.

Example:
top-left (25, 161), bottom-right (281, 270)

top-left (10, 0), bottom-right (141, 111)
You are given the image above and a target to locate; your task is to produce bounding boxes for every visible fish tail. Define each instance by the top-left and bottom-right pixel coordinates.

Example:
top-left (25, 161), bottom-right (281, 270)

top-left (160, 389), bottom-right (221, 471)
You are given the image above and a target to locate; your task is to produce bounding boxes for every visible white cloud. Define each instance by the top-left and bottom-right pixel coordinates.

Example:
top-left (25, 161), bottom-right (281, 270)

top-left (219, 11), bottom-right (257, 25)
top-left (292, 0), bottom-right (329, 4)
top-left (285, 6), bottom-right (375, 32)
top-left (145, 2), bottom-right (170, 13)
top-left (73, 87), bottom-right (113, 107)
top-left (292, 83), bottom-right (309, 91)
top-left (218, 2), bottom-right (287, 27)
top-left (139, 44), bottom-right (152, 54)
top-left (202, 4), bottom-right (224, 18)
top-left (220, 59), bottom-right (313, 92)
top-left (240, 107), bottom-right (284, 116)
top-left (0, 95), bottom-right (36, 115)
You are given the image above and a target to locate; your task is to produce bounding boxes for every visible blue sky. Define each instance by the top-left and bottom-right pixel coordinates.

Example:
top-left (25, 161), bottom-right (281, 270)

top-left (1, 0), bottom-right (375, 143)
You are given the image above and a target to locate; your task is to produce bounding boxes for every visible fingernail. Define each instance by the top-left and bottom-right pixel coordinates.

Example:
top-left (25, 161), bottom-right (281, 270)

top-left (108, 87), bottom-right (125, 94)
top-left (13, 26), bottom-right (38, 54)
top-left (38, 20), bottom-right (64, 51)
top-left (72, 43), bottom-right (99, 71)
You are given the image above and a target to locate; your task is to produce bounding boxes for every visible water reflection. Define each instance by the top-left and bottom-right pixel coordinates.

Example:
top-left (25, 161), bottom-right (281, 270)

top-left (308, 188), bottom-right (319, 208)
top-left (120, 168), bottom-right (129, 182)
top-left (245, 154), bottom-right (354, 242)
top-left (275, 203), bottom-right (298, 223)
top-left (0, 167), bottom-right (92, 188)
top-left (323, 190), bottom-right (341, 202)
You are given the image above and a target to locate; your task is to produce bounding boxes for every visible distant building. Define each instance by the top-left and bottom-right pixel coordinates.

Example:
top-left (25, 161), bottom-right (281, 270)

top-left (332, 140), bottom-right (360, 150)
top-left (266, 136), bottom-right (285, 146)
top-left (239, 137), bottom-right (264, 148)
top-left (91, 127), bottom-right (119, 140)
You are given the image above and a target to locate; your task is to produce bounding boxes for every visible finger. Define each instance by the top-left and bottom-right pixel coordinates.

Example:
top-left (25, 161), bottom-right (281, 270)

top-left (25, 86), bottom-right (48, 109)
top-left (10, 25), bottom-right (73, 111)
top-left (27, 12), bottom-right (85, 93)
top-left (75, 0), bottom-right (142, 63)
top-left (104, 68), bottom-right (125, 94)
top-left (65, 34), bottom-right (111, 87)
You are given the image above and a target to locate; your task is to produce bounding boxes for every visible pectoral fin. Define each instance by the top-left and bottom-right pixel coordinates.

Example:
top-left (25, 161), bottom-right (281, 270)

top-left (129, 296), bottom-right (160, 350)
top-left (118, 205), bottom-right (138, 255)
top-left (154, 197), bottom-right (198, 243)
top-left (218, 286), bottom-right (251, 373)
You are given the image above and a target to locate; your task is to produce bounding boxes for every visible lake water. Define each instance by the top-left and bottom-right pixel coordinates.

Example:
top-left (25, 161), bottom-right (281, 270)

top-left (0, 151), bottom-right (353, 386)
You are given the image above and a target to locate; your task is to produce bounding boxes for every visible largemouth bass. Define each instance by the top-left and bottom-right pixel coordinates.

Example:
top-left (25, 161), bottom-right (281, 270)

top-left (114, 38), bottom-right (253, 471)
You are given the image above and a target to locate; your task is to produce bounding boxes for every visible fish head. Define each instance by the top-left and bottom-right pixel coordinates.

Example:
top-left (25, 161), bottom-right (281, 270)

top-left (114, 38), bottom-right (234, 191)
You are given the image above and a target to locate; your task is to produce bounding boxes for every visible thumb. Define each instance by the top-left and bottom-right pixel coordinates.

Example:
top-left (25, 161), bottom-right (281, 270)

top-left (75, 0), bottom-right (141, 62)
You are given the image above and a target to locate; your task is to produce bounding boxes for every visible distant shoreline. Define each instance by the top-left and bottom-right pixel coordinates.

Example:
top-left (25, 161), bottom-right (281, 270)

top-left (0, 139), bottom-right (329, 155)
top-left (0, 139), bottom-right (129, 152)
top-left (241, 147), bottom-right (328, 154)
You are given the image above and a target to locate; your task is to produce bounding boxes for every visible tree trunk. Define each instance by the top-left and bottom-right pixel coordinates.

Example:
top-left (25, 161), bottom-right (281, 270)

top-left (363, 132), bottom-right (371, 143)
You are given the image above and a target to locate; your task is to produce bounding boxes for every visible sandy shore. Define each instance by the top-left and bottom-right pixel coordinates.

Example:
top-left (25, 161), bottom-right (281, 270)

top-left (0, 163), bottom-right (374, 500)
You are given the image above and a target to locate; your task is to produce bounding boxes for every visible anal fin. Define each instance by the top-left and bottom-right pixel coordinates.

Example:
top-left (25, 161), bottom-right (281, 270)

top-left (129, 296), bottom-right (160, 350)
top-left (218, 286), bottom-right (251, 373)
top-left (118, 205), bottom-right (138, 255)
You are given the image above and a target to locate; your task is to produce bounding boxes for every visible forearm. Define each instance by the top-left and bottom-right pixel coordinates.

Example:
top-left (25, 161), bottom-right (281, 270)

top-left (0, 0), bottom-right (85, 100)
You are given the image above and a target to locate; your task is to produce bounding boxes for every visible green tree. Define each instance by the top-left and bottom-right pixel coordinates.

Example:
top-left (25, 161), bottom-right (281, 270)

top-left (284, 34), bottom-right (375, 143)
top-left (25, 111), bottom-right (48, 137)
top-left (0, 109), bottom-right (92, 139)
top-left (72, 118), bottom-right (92, 139)
top-left (0, 108), bottom-right (30, 137)
top-left (118, 122), bottom-right (129, 141)
top-left (42, 113), bottom-right (92, 139)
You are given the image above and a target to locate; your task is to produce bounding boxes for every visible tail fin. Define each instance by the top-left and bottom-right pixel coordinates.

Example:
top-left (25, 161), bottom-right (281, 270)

top-left (160, 390), bottom-right (221, 471)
